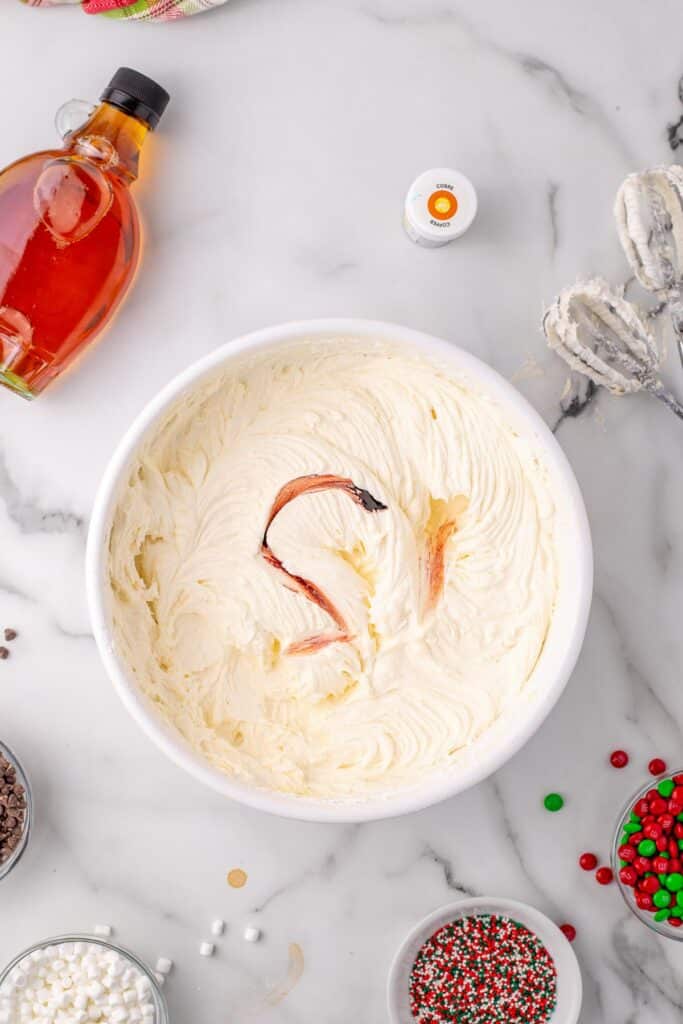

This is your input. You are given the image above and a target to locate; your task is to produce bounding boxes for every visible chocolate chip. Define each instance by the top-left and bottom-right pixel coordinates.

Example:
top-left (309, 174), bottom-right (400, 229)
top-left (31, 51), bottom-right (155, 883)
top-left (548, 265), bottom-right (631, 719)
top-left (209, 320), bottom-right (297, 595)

top-left (3, 629), bottom-right (17, 642)
top-left (0, 648), bottom-right (8, 660)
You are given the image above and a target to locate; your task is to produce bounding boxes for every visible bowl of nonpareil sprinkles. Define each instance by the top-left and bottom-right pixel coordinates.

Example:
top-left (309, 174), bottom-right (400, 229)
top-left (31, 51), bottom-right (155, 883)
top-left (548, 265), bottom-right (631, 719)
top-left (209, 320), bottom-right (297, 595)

top-left (0, 935), bottom-right (168, 1023)
top-left (387, 897), bottom-right (582, 1024)
top-left (0, 740), bottom-right (31, 881)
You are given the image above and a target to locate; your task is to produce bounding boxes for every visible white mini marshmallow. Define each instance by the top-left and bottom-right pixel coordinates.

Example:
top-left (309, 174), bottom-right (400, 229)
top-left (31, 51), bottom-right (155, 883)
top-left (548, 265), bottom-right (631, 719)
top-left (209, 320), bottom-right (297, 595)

top-left (93, 925), bottom-right (113, 939)
top-left (210, 920), bottom-right (225, 937)
top-left (154, 957), bottom-right (173, 975)
top-left (199, 943), bottom-right (215, 958)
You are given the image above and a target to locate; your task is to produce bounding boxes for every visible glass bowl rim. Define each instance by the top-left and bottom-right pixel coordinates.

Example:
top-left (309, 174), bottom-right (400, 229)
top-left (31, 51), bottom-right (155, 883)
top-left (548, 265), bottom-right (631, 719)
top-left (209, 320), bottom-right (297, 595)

top-left (611, 768), bottom-right (683, 941)
top-left (0, 738), bottom-right (32, 882)
top-left (0, 933), bottom-right (169, 1022)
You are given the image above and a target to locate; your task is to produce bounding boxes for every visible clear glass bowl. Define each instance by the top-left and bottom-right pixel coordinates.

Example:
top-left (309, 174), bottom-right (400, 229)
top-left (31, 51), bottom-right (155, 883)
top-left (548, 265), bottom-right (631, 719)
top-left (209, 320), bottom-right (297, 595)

top-left (0, 934), bottom-right (169, 1022)
top-left (612, 769), bottom-right (683, 940)
top-left (0, 739), bottom-right (32, 882)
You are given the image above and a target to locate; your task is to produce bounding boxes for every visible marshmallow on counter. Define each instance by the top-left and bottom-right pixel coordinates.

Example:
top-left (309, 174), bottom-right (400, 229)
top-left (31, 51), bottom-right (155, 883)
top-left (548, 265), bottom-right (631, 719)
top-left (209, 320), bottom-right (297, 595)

top-left (211, 919), bottom-right (225, 937)
top-left (199, 942), bottom-right (215, 958)
top-left (0, 941), bottom-right (158, 1022)
top-left (243, 925), bottom-right (261, 943)
top-left (154, 957), bottom-right (173, 975)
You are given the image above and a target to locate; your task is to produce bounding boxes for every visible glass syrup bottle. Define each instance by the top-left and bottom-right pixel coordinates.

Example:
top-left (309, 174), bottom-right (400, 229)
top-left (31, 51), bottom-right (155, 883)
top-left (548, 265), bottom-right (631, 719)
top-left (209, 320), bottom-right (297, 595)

top-left (0, 68), bottom-right (169, 399)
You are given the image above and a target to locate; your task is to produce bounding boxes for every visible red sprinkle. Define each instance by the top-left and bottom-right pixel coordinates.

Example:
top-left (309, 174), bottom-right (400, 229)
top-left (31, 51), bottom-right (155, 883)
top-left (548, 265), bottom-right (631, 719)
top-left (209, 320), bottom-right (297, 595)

top-left (559, 923), bottom-right (576, 942)
top-left (610, 750), bottom-right (629, 768)
top-left (579, 852), bottom-right (598, 871)
top-left (596, 867), bottom-right (613, 886)
top-left (649, 758), bottom-right (667, 776)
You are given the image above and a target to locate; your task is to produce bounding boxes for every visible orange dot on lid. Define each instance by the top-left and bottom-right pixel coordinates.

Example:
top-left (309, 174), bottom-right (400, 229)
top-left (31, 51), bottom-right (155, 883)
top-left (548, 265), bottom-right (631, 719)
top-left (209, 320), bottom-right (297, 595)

top-left (428, 189), bottom-right (458, 221)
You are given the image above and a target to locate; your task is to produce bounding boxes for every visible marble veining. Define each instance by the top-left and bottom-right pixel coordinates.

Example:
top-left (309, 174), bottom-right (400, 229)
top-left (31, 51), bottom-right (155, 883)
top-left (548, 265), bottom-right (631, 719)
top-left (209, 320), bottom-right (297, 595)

top-left (1, 1), bottom-right (683, 1021)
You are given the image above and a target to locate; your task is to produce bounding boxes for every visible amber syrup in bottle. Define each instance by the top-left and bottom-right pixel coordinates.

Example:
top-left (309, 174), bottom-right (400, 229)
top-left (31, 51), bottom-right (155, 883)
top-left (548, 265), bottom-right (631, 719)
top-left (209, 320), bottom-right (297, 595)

top-left (0, 68), bottom-right (169, 399)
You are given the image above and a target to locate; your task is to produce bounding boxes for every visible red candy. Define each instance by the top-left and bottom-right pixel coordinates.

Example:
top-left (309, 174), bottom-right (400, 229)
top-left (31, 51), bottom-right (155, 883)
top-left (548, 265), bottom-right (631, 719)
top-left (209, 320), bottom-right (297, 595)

top-left (619, 866), bottom-right (638, 887)
top-left (641, 875), bottom-right (660, 894)
top-left (649, 758), bottom-right (667, 776)
top-left (675, 823), bottom-right (683, 839)
top-left (660, 814), bottom-right (675, 832)
top-left (596, 867), bottom-right (613, 885)
top-left (649, 798), bottom-right (667, 816)
top-left (669, 801), bottom-right (683, 817)
top-left (674, 774), bottom-right (683, 786)
top-left (669, 858), bottom-right (682, 873)
top-left (579, 852), bottom-right (598, 871)
top-left (636, 893), bottom-right (654, 910)
top-left (633, 856), bottom-right (651, 874)
top-left (635, 799), bottom-right (650, 817)
top-left (559, 923), bottom-right (576, 942)
top-left (610, 750), bottom-right (629, 768)
top-left (653, 856), bottom-right (670, 874)
top-left (618, 845), bottom-right (635, 862)
top-left (669, 917), bottom-right (682, 928)
top-left (643, 823), bottom-right (663, 840)
top-left (656, 835), bottom-right (669, 852)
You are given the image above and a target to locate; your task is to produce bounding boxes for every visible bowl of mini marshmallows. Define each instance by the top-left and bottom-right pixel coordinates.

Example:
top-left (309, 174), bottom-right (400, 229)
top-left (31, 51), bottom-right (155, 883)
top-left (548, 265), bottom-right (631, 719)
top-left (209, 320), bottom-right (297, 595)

top-left (0, 935), bottom-right (169, 1023)
top-left (0, 739), bottom-right (31, 882)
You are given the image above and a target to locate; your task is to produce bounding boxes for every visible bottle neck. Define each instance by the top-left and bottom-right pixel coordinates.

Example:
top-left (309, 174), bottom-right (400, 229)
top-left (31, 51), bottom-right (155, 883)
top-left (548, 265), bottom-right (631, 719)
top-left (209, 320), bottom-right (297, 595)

top-left (66, 102), bottom-right (149, 182)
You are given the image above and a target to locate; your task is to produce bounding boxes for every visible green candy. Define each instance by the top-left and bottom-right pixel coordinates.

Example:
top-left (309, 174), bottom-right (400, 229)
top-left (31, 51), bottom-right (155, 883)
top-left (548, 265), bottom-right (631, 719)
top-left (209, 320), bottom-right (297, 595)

top-left (543, 793), bottom-right (564, 812)
top-left (619, 859), bottom-right (628, 868)
top-left (624, 822), bottom-right (641, 835)
top-left (638, 839), bottom-right (657, 857)
top-left (659, 873), bottom-right (669, 884)
top-left (653, 890), bottom-right (672, 908)
top-left (630, 812), bottom-right (641, 824)
top-left (676, 891), bottom-right (683, 908)
top-left (658, 779), bottom-right (675, 798)
top-left (677, 813), bottom-right (683, 823)
top-left (670, 906), bottom-right (683, 919)
top-left (678, 839), bottom-right (683, 851)
top-left (666, 873), bottom-right (683, 892)
top-left (654, 908), bottom-right (671, 922)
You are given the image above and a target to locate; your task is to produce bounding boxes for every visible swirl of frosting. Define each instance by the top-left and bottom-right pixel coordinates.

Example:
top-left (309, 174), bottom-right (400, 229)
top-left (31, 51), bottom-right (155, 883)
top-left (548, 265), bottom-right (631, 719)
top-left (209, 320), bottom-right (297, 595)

top-left (108, 339), bottom-right (558, 798)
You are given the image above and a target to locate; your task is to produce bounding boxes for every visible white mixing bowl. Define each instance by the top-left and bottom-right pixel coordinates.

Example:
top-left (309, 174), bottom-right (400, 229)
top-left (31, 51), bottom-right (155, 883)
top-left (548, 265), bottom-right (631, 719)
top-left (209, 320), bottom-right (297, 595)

top-left (86, 319), bottom-right (593, 822)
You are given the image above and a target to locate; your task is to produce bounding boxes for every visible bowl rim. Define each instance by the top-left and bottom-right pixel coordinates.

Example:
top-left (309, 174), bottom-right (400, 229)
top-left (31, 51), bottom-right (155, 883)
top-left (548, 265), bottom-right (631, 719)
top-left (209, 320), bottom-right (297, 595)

top-left (86, 317), bottom-right (593, 823)
top-left (611, 768), bottom-right (683, 939)
top-left (386, 896), bottom-right (583, 1024)
top-left (0, 933), bottom-right (168, 1023)
top-left (0, 739), bottom-right (32, 882)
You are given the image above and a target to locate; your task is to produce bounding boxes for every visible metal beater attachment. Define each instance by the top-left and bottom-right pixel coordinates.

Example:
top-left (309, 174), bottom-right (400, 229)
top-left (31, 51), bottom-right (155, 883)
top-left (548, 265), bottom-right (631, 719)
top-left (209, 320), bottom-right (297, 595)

top-left (615, 165), bottom-right (683, 365)
top-left (542, 278), bottom-right (683, 420)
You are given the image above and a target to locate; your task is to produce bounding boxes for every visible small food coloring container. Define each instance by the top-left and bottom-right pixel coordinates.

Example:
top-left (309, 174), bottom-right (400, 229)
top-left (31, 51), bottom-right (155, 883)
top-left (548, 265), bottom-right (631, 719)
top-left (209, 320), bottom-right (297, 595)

top-left (0, 739), bottom-right (32, 883)
top-left (387, 896), bottom-right (582, 1024)
top-left (0, 935), bottom-right (169, 1023)
top-left (612, 769), bottom-right (683, 940)
top-left (403, 167), bottom-right (478, 247)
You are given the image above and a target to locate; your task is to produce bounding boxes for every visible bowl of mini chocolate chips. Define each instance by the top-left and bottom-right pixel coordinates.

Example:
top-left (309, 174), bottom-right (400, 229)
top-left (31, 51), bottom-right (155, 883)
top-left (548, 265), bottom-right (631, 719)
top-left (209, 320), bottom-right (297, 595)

top-left (0, 740), bottom-right (31, 881)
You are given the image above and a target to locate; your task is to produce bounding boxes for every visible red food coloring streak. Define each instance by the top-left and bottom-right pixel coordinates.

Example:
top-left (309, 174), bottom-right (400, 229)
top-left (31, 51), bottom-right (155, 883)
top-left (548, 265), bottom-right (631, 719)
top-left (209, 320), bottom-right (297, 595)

top-left (424, 518), bottom-right (458, 614)
top-left (261, 474), bottom-right (387, 655)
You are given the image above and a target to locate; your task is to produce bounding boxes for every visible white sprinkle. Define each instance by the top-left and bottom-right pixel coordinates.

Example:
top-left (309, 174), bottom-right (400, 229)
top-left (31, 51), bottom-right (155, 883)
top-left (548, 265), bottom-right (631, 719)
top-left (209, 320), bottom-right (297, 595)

top-left (210, 919), bottom-right (225, 937)
top-left (199, 942), bottom-right (215, 958)
top-left (155, 957), bottom-right (173, 975)
top-left (243, 925), bottom-right (261, 943)
top-left (93, 924), bottom-right (112, 938)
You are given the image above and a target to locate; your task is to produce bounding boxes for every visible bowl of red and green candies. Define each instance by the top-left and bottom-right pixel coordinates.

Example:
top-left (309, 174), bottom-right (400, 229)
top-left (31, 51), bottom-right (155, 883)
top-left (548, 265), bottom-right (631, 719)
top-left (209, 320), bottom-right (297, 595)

top-left (612, 768), bottom-right (683, 937)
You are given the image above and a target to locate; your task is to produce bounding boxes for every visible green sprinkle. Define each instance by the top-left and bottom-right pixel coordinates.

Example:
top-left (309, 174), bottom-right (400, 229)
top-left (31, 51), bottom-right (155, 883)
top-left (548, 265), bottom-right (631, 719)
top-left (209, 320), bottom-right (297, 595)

top-left (658, 779), bottom-right (675, 798)
top-left (543, 793), bottom-right (564, 812)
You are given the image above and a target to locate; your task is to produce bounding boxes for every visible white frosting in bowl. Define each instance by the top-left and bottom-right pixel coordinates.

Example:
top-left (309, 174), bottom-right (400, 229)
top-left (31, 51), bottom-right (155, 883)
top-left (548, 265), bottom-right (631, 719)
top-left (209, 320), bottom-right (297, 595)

top-left (107, 338), bottom-right (559, 799)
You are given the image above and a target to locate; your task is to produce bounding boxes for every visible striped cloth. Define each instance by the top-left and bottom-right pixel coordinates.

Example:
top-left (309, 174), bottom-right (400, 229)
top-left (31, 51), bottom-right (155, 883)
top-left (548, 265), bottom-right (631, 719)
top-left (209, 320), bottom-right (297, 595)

top-left (21, 0), bottom-right (227, 19)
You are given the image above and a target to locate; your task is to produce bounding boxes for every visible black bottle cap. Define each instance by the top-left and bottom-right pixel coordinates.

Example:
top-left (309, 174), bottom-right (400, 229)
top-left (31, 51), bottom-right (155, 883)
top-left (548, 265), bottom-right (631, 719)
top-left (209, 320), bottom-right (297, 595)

top-left (101, 68), bottom-right (170, 130)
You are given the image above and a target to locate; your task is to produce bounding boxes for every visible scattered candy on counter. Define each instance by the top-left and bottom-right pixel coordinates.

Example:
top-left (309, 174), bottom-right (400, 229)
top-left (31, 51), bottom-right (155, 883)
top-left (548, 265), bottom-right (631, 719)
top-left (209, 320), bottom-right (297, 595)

top-left (610, 749), bottom-right (629, 768)
top-left (649, 758), bottom-right (667, 776)
top-left (559, 923), bottom-right (576, 942)
top-left (409, 914), bottom-right (557, 1024)
top-left (543, 793), bottom-right (564, 812)
top-left (0, 750), bottom-right (27, 866)
top-left (0, 941), bottom-right (158, 1023)
top-left (617, 770), bottom-right (683, 928)
top-left (596, 867), bottom-right (614, 885)
top-left (579, 852), bottom-right (598, 871)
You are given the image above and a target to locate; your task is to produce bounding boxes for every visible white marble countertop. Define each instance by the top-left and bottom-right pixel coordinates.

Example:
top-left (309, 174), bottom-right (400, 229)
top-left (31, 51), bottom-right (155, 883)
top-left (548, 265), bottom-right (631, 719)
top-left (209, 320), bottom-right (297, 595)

top-left (2, 2), bottom-right (683, 1021)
